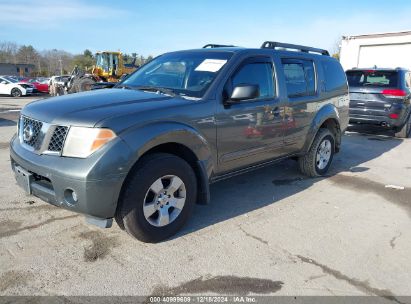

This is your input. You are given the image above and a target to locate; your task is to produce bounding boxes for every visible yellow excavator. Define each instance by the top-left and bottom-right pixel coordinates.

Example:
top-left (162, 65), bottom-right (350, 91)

top-left (67, 51), bottom-right (139, 93)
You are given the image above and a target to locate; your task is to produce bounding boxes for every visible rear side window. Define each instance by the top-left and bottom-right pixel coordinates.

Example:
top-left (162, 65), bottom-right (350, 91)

top-left (281, 59), bottom-right (315, 97)
top-left (346, 70), bottom-right (398, 88)
top-left (405, 72), bottom-right (411, 88)
top-left (232, 63), bottom-right (275, 98)
top-left (321, 60), bottom-right (347, 91)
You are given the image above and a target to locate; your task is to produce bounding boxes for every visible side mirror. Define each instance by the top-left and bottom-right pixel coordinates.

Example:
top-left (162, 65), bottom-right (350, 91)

top-left (229, 84), bottom-right (259, 102)
top-left (0, 81), bottom-right (7, 84)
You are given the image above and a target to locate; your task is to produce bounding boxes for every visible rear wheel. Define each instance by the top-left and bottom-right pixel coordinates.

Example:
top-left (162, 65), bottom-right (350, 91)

top-left (395, 115), bottom-right (411, 138)
top-left (11, 88), bottom-right (22, 97)
top-left (116, 153), bottom-right (197, 242)
top-left (298, 128), bottom-right (335, 177)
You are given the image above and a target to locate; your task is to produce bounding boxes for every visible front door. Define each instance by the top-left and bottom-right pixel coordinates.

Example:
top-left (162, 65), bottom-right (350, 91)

top-left (216, 57), bottom-right (284, 173)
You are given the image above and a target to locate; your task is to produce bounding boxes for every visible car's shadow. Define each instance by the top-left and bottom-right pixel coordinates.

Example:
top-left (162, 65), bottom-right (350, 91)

top-left (175, 126), bottom-right (404, 239)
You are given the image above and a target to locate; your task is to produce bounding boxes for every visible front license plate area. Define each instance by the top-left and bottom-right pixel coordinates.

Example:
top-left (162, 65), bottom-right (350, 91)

top-left (14, 166), bottom-right (32, 195)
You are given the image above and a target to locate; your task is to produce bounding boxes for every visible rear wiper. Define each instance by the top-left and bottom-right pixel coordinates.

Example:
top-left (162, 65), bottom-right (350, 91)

top-left (363, 82), bottom-right (387, 86)
top-left (134, 86), bottom-right (176, 97)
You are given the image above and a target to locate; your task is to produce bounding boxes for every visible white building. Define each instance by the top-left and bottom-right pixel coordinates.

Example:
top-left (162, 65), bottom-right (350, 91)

top-left (339, 30), bottom-right (411, 71)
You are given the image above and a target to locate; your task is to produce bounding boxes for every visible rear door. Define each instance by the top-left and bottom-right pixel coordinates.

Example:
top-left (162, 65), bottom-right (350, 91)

top-left (277, 57), bottom-right (319, 153)
top-left (347, 70), bottom-right (400, 115)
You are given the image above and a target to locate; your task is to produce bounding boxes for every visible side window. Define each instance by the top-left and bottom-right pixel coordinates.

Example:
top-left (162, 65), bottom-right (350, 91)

top-left (321, 59), bottom-right (347, 91)
top-left (232, 62), bottom-right (275, 99)
top-left (281, 59), bottom-right (316, 97)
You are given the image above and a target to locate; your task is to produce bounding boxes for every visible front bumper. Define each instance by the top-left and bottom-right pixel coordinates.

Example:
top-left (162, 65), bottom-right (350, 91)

top-left (19, 87), bottom-right (33, 95)
top-left (10, 135), bottom-right (133, 219)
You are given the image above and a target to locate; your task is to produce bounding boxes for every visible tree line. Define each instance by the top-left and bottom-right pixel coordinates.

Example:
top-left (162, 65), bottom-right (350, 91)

top-left (0, 41), bottom-right (154, 77)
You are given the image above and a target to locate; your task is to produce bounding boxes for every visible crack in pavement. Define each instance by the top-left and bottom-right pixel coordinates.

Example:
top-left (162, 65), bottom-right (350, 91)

top-left (0, 214), bottom-right (79, 238)
top-left (0, 204), bottom-right (56, 212)
top-left (239, 226), bottom-right (268, 245)
top-left (390, 232), bottom-right (402, 249)
top-left (296, 255), bottom-right (403, 304)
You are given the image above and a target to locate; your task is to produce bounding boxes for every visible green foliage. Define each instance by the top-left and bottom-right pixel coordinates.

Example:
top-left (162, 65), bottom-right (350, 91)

top-left (72, 54), bottom-right (95, 72)
top-left (83, 49), bottom-right (93, 58)
top-left (1, 41), bottom-right (154, 76)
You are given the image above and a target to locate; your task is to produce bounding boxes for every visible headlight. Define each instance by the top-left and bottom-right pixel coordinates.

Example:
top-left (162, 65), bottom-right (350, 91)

top-left (62, 127), bottom-right (116, 158)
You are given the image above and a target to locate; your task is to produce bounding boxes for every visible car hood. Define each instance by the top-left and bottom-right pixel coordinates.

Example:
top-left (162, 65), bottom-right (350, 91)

top-left (17, 82), bottom-right (34, 87)
top-left (21, 88), bottom-right (177, 127)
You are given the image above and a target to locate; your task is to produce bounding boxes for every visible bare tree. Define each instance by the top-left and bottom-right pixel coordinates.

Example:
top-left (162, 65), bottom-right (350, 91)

top-left (0, 41), bottom-right (18, 63)
top-left (331, 36), bottom-right (342, 60)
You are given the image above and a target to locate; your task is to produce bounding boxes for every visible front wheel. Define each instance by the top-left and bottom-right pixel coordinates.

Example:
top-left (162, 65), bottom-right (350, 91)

top-left (11, 88), bottom-right (22, 97)
top-left (116, 153), bottom-right (197, 242)
top-left (298, 128), bottom-right (335, 177)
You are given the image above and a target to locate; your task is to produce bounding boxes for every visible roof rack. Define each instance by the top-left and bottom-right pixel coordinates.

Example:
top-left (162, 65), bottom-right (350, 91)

top-left (203, 44), bottom-right (236, 48)
top-left (261, 41), bottom-right (330, 56)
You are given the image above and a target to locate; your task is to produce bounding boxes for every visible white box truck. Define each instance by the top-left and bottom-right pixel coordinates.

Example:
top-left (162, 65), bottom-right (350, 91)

top-left (339, 30), bottom-right (411, 71)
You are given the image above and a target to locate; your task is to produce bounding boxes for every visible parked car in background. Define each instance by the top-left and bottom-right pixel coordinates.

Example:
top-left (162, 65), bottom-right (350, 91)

top-left (347, 68), bottom-right (411, 137)
top-left (48, 75), bottom-right (71, 96)
top-left (10, 42), bottom-right (349, 242)
top-left (0, 75), bottom-right (34, 97)
top-left (21, 78), bottom-right (49, 93)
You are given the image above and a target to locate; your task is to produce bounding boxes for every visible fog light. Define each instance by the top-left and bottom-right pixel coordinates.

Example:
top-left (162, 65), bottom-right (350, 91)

top-left (64, 189), bottom-right (78, 205)
top-left (72, 191), bottom-right (78, 202)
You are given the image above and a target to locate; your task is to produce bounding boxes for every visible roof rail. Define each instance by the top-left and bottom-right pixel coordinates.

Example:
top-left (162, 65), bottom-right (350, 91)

top-left (261, 41), bottom-right (330, 56)
top-left (203, 44), bottom-right (236, 48)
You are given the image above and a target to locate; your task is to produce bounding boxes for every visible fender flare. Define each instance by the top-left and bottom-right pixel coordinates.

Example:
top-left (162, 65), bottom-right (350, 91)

top-left (301, 103), bottom-right (342, 154)
top-left (119, 122), bottom-right (214, 204)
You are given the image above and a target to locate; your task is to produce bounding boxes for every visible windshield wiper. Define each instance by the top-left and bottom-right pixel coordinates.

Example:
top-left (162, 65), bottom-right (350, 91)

top-left (115, 84), bottom-right (134, 90)
top-left (134, 86), bottom-right (176, 97)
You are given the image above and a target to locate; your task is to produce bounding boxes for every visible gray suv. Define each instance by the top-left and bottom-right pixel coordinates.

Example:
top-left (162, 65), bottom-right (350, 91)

top-left (347, 68), bottom-right (411, 137)
top-left (10, 42), bottom-right (349, 242)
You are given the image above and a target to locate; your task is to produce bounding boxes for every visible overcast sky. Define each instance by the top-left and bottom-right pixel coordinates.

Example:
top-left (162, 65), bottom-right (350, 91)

top-left (1, 0), bottom-right (411, 56)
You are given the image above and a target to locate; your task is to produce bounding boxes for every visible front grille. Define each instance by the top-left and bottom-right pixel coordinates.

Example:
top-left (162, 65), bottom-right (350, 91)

top-left (22, 117), bottom-right (43, 147)
top-left (48, 126), bottom-right (68, 152)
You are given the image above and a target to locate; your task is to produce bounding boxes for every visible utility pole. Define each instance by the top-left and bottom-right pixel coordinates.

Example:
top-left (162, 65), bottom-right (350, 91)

top-left (58, 58), bottom-right (63, 75)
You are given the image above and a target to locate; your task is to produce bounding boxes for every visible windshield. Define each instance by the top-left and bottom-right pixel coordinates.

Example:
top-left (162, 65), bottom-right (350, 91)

top-left (346, 70), bottom-right (398, 87)
top-left (120, 51), bottom-right (233, 98)
top-left (4, 76), bottom-right (18, 83)
top-left (96, 53), bottom-right (110, 72)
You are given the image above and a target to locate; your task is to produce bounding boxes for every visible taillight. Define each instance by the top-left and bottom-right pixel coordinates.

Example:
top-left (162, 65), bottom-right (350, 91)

top-left (381, 89), bottom-right (407, 98)
top-left (389, 113), bottom-right (399, 119)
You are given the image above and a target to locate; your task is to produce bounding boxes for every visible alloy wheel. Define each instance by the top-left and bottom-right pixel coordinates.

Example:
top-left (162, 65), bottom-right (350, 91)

top-left (143, 175), bottom-right (186, 227)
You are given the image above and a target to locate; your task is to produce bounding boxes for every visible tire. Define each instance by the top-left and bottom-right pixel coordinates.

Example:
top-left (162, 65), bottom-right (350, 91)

top-left (298, 128), bottom-right (335, 177)
top-left (394, 114), bottom-right (410, 138)
top-left (77, 78), bottom-right (95, 92)
top-left (11, 88), bottom-right (22, 97)
top-left (116, 153), bottom-right (197, 242)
